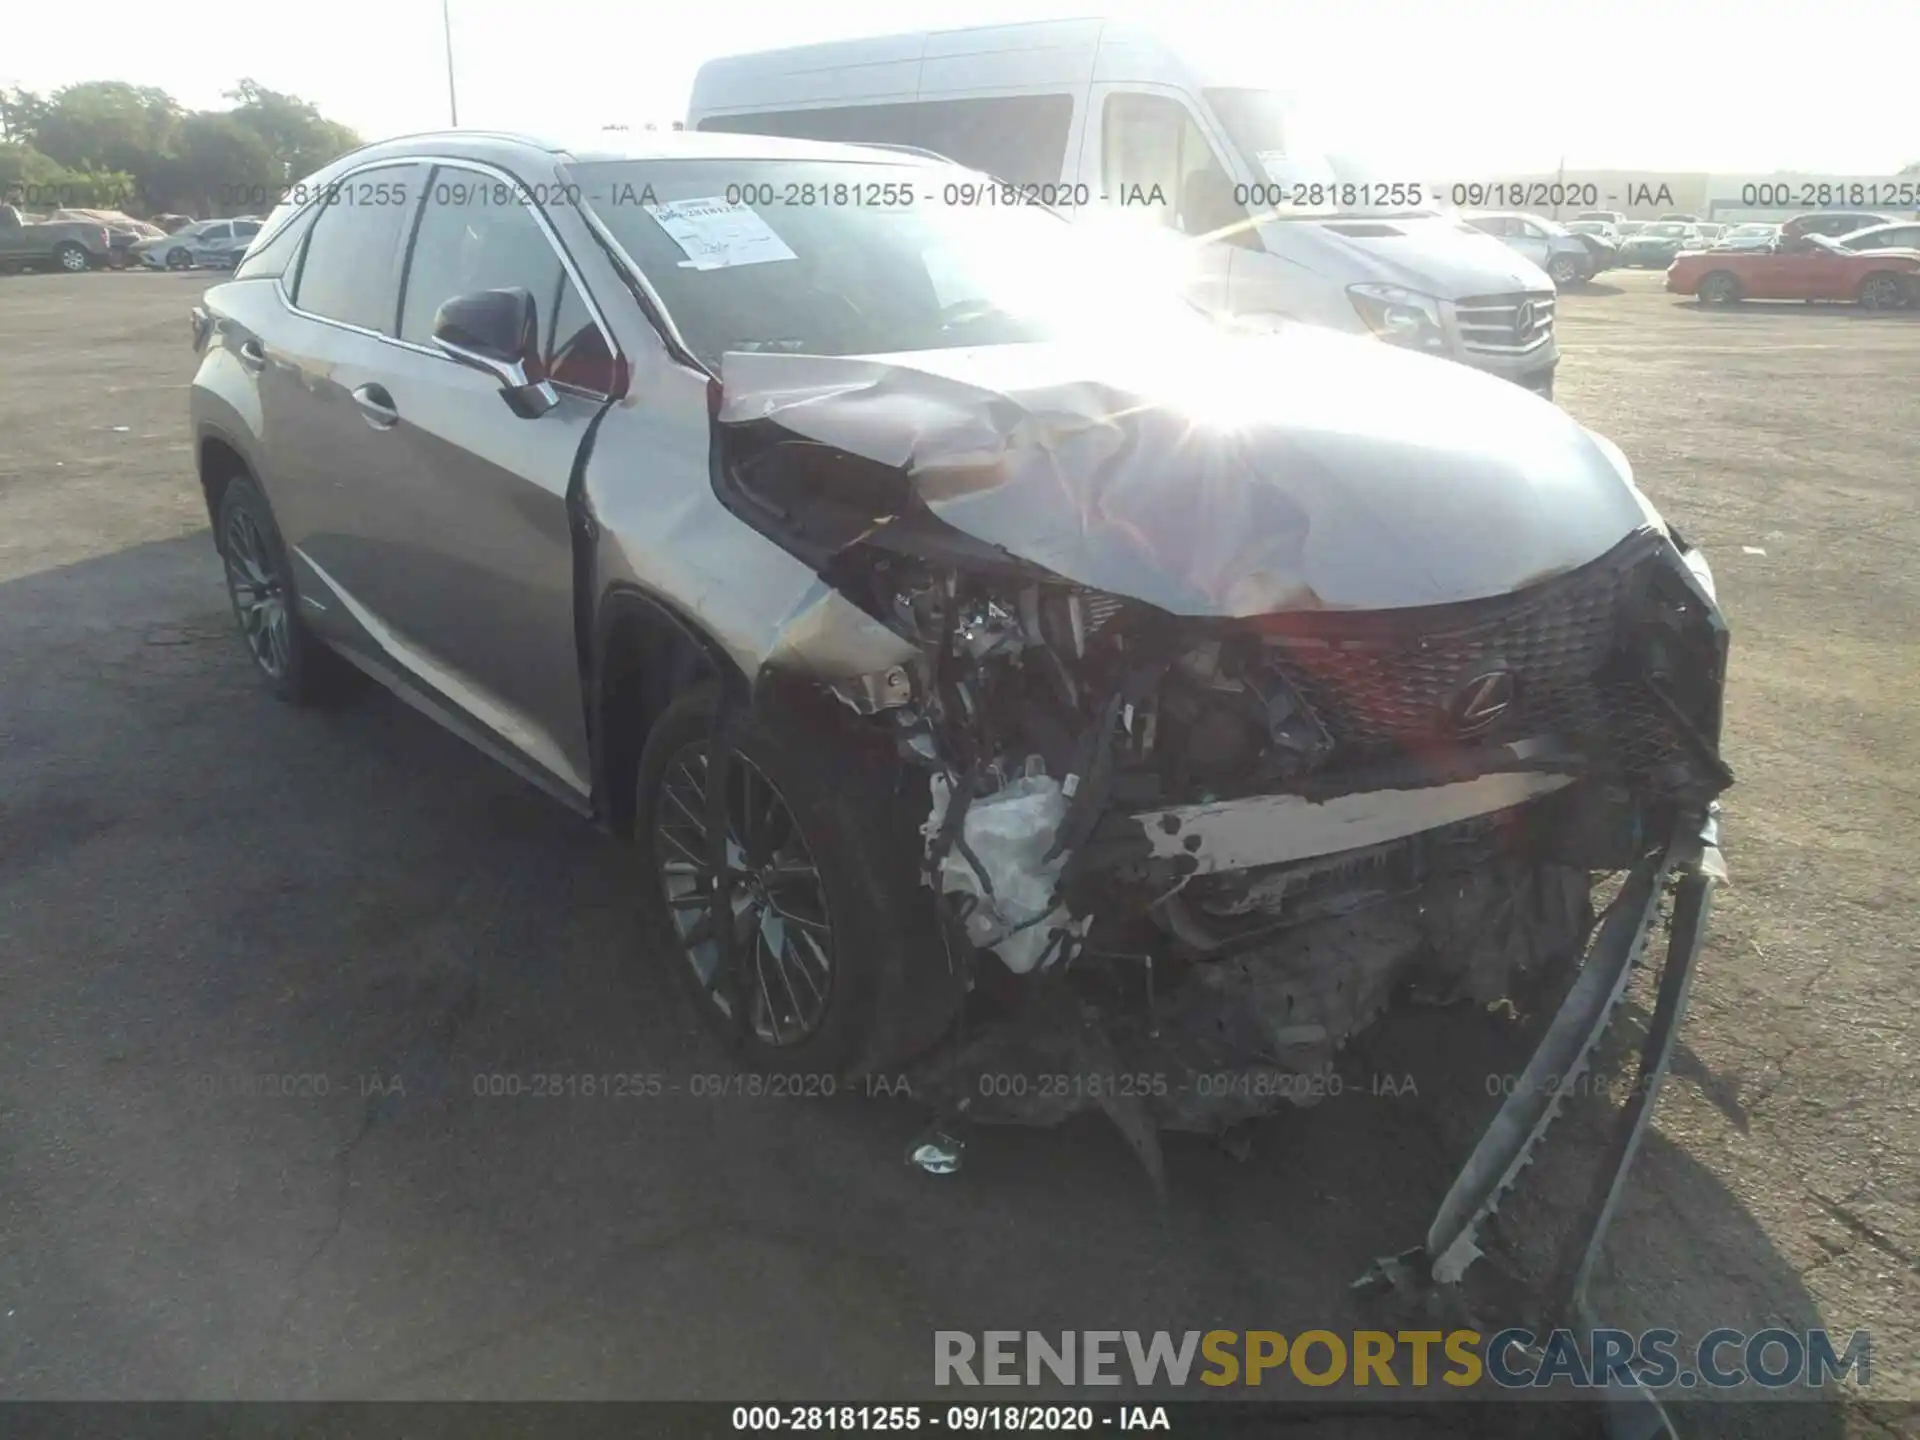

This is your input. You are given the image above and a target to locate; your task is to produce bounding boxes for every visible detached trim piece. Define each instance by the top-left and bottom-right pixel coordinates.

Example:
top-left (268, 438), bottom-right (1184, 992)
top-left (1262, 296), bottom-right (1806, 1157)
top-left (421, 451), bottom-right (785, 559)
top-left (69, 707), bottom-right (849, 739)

top-left (1356, 807), bottom-right (1723, 1382)
top-left (1135, 771), bottom-right (1575, 875)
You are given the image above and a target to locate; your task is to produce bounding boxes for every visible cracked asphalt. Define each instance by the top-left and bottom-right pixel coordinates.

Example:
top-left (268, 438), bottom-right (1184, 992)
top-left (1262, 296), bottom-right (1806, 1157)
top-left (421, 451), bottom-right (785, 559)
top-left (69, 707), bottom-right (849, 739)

top-left (0, 269), bottom-right (1914, 1436)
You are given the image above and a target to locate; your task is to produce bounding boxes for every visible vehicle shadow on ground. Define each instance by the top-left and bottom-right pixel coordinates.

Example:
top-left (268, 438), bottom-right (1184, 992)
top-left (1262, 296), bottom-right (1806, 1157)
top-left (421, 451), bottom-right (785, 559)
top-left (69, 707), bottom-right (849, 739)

top-left (0, 536), bottom-right (1845, 1433)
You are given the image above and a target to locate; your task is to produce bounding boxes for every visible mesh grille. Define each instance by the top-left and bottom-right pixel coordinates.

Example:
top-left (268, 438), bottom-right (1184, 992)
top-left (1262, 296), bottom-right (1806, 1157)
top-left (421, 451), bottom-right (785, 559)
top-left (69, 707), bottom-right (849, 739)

top-left (1259, 543), bottom-right (1694, 787)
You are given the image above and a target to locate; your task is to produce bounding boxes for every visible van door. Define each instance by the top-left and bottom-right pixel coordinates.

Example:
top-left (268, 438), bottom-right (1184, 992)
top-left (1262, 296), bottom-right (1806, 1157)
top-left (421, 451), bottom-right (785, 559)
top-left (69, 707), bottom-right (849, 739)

top-left (1080, 85), bottom-right (1249, 316)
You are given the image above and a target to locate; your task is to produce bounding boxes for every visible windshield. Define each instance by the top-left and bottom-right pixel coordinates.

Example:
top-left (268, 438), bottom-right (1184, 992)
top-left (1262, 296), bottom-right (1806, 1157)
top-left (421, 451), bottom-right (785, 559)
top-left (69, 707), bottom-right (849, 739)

top-left (1644, 224), bottom-right (1691, 237)
top-left (569, 160), bottom-right (1218, 371)
top-left (1199, 88), bottom-right (1433, 218)
top-left (1568, 221), bottom-right (1611, 234)
top-left (1731, 225), bottom-right (1773, 236)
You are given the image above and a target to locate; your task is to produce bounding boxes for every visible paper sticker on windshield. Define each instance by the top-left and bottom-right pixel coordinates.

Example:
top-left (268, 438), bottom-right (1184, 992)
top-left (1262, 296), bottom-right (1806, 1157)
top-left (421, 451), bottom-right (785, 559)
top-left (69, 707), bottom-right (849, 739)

top-left (643, 197), bottom-right (797, 270)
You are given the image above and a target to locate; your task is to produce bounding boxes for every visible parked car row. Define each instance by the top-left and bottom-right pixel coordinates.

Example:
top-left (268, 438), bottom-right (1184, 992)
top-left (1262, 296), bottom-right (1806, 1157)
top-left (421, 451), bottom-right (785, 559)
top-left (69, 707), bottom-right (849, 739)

top-left (1454, 203), bottom-right (1920, 308)
top-left (1668, 227), bottom-right (1920, 307)
top-left (0, 204), bottom-right (260, 273)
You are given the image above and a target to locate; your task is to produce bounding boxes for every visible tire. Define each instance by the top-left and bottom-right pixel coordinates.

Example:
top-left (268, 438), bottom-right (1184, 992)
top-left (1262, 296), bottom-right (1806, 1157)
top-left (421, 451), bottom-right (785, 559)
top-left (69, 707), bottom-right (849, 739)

top-left (1857, 272), bottom-right (1906, 310)
top-left (215, 474), bottom-right (360, 706)
top-left (634, 685), bottom-right (924, 1075)
top-left (54, 242), bottom-right (91, 273)
top-left (165, 247), bottom-right (191, 271)
top-left (1697, 271), bottom-right (1742, 304)
top-left (1547, 253), bottom-right (1582, 286)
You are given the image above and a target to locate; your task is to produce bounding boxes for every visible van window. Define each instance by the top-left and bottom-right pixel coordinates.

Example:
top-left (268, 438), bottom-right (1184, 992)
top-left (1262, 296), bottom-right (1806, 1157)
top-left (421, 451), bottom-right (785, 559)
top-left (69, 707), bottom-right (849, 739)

top-left (1101, 92), bottom-right (1253, 246)
top-left (698, 95), bottom-right (1073, 187)
top-left (913, 96), bottom-right (1071, 186)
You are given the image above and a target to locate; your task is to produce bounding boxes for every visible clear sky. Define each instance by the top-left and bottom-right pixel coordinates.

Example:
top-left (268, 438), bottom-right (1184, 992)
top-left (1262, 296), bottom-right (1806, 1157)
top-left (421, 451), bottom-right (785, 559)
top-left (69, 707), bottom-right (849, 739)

top-left (4, 0), bottom-right (1913, 176)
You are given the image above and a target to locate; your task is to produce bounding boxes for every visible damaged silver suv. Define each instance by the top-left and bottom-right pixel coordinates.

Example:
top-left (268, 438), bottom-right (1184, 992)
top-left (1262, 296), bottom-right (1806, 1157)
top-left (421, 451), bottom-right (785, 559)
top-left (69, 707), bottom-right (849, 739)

top-left (191, 131), bottom-right (1730, 1319)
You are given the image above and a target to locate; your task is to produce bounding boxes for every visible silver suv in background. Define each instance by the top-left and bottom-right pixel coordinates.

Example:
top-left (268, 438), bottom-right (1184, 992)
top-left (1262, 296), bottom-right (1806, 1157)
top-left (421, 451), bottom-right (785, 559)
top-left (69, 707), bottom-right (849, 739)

top-left (187, 130), bottom-right (1730, 1317)
top-left (134, 216), bottom-right (262, 271)
top-left (1462, 211), bottom-right (1597, 286)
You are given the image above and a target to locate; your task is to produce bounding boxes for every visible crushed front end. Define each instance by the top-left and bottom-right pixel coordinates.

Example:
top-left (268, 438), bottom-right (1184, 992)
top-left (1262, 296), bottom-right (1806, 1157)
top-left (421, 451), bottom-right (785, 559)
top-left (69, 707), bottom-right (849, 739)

top-left (707, 338), bottom-right (1731, 1329)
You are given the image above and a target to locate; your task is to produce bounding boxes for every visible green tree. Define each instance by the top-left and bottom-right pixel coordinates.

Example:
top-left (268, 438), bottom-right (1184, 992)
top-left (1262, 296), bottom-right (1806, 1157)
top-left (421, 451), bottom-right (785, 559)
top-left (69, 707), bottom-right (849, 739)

top-left (0, 88), bottom-right (51, 143)
top-left (223, 79), bottom-right (360, 181)
top-left (0, 78), bottom-right (359, 218)
top-left (30, 82), bottom-right (182, 176)
top-left (163, 113), bottom-right (282, 216)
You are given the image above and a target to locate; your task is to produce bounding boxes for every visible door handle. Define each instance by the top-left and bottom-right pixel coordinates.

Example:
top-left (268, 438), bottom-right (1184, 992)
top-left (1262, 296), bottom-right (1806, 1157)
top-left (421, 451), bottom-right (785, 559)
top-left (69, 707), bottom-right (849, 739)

top-left (351, 383), bottom-right (399, 430)
top-left (237, 339), bottom-right (266, 372)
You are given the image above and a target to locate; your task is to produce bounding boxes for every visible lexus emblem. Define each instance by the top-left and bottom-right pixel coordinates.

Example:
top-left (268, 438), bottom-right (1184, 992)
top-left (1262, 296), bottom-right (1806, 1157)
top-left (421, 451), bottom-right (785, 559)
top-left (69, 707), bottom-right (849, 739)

top-left (1448, 670), bottom-right (1516, 737)
top-left (1513, 300), bottom-right (1535, 342)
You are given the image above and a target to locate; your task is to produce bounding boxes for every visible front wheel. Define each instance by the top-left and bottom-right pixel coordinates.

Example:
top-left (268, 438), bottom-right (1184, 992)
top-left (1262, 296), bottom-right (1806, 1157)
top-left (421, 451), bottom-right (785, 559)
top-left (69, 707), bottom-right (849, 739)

top-left (1857, 272), bottom-right (1907, 310)
top-left (54, 242), bottom-right (91, 272)
top-left (1547, 253), bottom-right (1583, 286)
top-left (635, 687), bottom-right (923, 1075)
top-left (165, 247), bottom-right (191, 271)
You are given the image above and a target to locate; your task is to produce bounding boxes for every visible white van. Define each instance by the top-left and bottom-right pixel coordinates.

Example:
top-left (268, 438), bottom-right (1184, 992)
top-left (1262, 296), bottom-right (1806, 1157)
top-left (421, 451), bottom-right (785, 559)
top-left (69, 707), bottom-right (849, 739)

top-left (688, 18), bottom-right (1561, 398)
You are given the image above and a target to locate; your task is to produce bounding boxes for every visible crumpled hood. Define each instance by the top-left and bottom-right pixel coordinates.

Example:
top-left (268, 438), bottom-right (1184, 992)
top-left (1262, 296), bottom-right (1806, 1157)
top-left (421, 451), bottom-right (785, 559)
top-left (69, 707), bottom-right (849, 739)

top-left (717, 325), bottom-right (1654, 617)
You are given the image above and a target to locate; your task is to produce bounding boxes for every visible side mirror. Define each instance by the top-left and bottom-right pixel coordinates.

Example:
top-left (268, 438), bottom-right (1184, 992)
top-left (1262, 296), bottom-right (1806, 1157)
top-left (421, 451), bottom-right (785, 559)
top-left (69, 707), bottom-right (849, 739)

top-left (431, 287), bottom-right (557, 419)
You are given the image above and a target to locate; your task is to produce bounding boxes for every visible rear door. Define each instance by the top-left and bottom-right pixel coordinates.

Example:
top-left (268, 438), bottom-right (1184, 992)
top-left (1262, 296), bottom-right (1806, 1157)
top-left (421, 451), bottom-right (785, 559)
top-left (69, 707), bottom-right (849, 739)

top-left (254, 162), bottom-right (428, 662)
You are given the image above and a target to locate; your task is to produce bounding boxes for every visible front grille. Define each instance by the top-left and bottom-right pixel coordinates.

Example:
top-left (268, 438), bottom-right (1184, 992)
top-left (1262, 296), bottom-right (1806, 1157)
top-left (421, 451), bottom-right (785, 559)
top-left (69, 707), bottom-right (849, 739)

top-left (1256, 536), bottom-right (1699, 789)
top-left (1453, 291), bottom-right (1555, 355)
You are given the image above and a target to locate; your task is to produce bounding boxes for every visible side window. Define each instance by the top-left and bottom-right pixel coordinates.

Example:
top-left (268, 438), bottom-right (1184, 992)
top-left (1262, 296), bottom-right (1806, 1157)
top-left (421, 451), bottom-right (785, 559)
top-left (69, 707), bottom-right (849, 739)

top-left (400, 168), bottom-right (615, 393)
top-left (292, 169), bottom-right (422, 333)
top-left (235, 201), bottom-right (321, 281)
top-left (1519, 219), bottom-right (1546, 239)
top-left (914, 96), bottom-right (1072, 186)
top-left (697, 105), bottom-right (899, 146)
top-left (234, 221), bottom-right (261, 238)
top-left (204, 223), bottom-right (232, 241)
top-left (545, 273), bottom-right (618, 394)
top-left (701, 97), bottom-right (1073, 187)
top-left (1102, 92), bottom-right (1253, 246)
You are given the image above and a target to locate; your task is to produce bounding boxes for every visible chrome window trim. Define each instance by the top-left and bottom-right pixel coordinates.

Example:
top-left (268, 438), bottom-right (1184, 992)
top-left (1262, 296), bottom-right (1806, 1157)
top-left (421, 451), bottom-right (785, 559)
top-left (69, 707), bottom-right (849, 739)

top-left (273, 153), bottom-right (624, 399)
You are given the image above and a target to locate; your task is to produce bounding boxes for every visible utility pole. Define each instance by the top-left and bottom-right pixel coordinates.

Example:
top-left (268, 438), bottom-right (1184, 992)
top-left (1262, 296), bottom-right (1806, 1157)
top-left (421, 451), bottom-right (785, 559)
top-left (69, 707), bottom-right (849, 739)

top-left (442, 0), bottom-right (460, 127)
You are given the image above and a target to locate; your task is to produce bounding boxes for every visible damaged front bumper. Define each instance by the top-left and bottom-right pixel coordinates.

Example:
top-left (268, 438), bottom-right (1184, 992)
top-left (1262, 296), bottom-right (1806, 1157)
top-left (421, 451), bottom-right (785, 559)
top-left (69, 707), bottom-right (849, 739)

top-left (699, 342), bottom-right (1734, 1361)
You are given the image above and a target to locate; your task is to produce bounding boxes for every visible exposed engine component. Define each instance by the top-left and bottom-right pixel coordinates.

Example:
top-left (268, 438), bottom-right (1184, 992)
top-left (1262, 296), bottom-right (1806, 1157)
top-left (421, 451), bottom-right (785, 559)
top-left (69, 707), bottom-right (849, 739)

top-left (921, 770), bottom-right (1076, 974)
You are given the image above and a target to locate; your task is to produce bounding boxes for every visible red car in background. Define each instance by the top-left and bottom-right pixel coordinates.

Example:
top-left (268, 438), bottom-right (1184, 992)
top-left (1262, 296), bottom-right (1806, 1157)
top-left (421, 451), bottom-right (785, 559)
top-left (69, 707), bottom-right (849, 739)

top-left (1667, 232), bottom-right (1920, 308)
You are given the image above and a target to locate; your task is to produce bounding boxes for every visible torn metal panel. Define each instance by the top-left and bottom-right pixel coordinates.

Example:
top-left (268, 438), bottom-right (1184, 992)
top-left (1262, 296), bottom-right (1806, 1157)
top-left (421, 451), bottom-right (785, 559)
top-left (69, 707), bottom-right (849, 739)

top-left (717, 334), bottom-right (1654, 617)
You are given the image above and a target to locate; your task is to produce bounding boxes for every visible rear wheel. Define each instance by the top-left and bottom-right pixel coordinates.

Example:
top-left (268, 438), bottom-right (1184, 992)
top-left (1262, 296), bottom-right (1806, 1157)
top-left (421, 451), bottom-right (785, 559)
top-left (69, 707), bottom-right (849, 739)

top-left (1697, 271), bottom-right (1743, 304)
top-left (1857, 272), bottom-right (1906, 309)
top-left (216, 475), bottom-right (359, 705)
